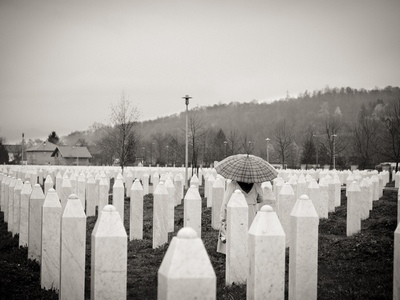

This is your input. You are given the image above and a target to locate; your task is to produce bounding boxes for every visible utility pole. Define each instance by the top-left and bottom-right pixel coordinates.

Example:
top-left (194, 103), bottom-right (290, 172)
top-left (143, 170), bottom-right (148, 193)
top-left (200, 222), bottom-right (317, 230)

top-left (332, 134), bottom-right (337, 170)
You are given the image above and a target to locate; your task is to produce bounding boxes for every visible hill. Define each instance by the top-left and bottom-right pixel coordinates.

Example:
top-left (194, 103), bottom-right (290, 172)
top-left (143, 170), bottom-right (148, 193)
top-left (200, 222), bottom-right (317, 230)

top-left (61, 86), bottom-right (400, 168)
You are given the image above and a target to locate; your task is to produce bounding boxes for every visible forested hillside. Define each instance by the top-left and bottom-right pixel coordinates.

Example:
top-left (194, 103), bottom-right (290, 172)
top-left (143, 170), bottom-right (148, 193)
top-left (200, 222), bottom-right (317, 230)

top-left (58, 86), bottom-right (400, 169)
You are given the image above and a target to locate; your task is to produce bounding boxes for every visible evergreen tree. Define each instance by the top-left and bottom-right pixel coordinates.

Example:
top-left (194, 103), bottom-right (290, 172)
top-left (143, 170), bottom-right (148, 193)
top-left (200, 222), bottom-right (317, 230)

top-left (47, 131), bottom-right (60, 144)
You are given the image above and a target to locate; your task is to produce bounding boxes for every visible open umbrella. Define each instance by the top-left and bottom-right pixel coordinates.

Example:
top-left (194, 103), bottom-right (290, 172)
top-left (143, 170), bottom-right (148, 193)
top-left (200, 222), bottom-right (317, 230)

top-left (214, 154), bottom-right (278, 183)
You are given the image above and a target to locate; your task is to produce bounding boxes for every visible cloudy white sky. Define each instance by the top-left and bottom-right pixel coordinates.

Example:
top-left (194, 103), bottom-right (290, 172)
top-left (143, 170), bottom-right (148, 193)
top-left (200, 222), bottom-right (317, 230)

top-left (1, 0), bottom-right (399, 144)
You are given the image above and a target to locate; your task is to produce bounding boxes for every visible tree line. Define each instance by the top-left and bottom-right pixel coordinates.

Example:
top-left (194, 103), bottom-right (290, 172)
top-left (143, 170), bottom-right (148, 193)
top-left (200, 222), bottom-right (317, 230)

top-left (4, 86), bottom-right (399, 171)
top-left (94, 86), bottom-right (400, 172)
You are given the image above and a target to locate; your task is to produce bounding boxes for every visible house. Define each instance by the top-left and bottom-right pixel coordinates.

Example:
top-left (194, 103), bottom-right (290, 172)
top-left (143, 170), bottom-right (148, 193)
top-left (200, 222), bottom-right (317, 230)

top-left (26, 141), bottom-right (57, 165)
top-left (51, 146), bottom-right (92, 166)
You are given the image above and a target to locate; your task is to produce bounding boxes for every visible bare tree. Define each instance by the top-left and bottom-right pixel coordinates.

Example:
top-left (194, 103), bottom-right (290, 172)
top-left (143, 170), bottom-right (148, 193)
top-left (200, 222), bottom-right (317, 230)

top-left (351, 103), bottom-right (380, 169)
top-left (379, 98), bottom-right (400, 171)
top-left (317, 104), bottom-right (348, 168)
top-left (273, 118), bottom-right (294, 168)
top-left (187, 109), bottom-right (206, 171)
top-left (100, 94), bottom-right (141, 170)
top-left (226, 127), bottom-right (243, 155)
top-left (300, 129), bottom-right (317, 168)
top-left (0, 136), bottom-right (8, 164)
top-left (240, 134), bottom-right (255, 154)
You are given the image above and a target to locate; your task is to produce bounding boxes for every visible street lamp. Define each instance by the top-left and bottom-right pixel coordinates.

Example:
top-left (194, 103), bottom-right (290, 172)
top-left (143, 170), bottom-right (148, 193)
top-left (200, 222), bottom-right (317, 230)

top-left (223, 141), bottom-right (227, 158)
top-left (151, 142), bottom-right (154, 166)
top-left (332, 134), bottom-right (337, 170)
top-left (312, 135), bottom-right (319, 168)
top-left (142, 146), bottom-right (145, 164)
top-left (183, 95), bottom-right (192, 189)
top-left (21, 133), bottom-right (25, 165)
top-left (265, 138), bottom-right (270, 162)
top-left (166, 145), bottom-right (169, 167)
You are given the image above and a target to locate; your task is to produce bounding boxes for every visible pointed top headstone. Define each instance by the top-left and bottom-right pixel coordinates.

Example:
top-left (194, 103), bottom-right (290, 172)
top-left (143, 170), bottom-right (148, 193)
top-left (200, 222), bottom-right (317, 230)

top-left (279, 183), bottom-right (295, 195)
top-left (43, 189), bottom-right (62, 208)
top-left (31, 183), bottom-right (45, 200)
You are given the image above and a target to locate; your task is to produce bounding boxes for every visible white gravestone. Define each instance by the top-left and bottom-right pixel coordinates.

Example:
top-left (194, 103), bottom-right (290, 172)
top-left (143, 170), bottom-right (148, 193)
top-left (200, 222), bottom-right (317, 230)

top-left (247, 205), bottom-right (285, 299)
top-left (158, 227), bottom-right (216, 300)
top-left (165, 178), bottom-right (176, 233)
top-left (378, 174), bottom-right (384, 198)
top-left (98, 177), bottom-right (109, 211)
top-left (206, 174), bottom-right (216, 208)
top-left (69, 173), bottom-right (77, 195)
top-left (125, 171), bottom-right (134, 197)
top-left (91, 205), bottom-right (127, 300)
top-left (226, 190), bottom-right (248, 285)
top-left (60, 194), bottom-right (86, 300)
top-left (394, 223), bottom-right (400, 300)
top-left (60, 177), bottom-right (72, 213)
top-left (367, 177), bottom-right (374, 211)
top-left (190, 174), bottom-right (199, 189)
top-left (77, 174), bottom-right (86, 211)
top-left (28, 184), bottom-right (45, 263)
top-left (288, 176), bottom-right (298, 200)
top-left (13, 178), bottom-right (23, 235)
top-left (153, 182), bottom-right (169, 249)
top-left (173, 174), bottom-right (183, 206)
top-left (41, 189), bottom-right (61, 291)
top-left (371, 175), bottom-right (379, 201)
top-left (184, 185), bottom-right (202, 238)
top-left (86, 176), bottom-right (96, 217)
top-left (38, 169), bottom-right (44, 186)
top-left (152, 172), bottom-right (160, 194)
top-left (327, 176), bottom-right (336, 212)
top-left (398, 189), bottom-right (400, 225)
top-left (395, 171), bottom-right (400, 188)
top-left (319, 178), bottom-right (330, 214)
top-left (30, 170), bottom-right (38, 186)
top-left (347, 181), bottom-right (361, 237)
top-left (130, 179), bottom-right (144, 240)
top-left (260, 181), bottom-right (276, 211)
top-left (334, 175), bottom-right (341, 207)
top-left (44, 175), bottom-right (53, 197)
top-left (359, 178), bottom-right (370, 220)
top-left (289, 195), bottom-right (319, 300)
top-left (55, 171), bottom-right (62, 199)
top-left (278, 183), bottom-right (296, 247)
top-left (19, 181), bottom-right (32, 247)
top-left (346, 173), bottom-right (354, 197)
top-left (296, 176), bottom-right (307, 202)
top-left (0, 175), bottom-right (7, 212)
top-left (3, 176), bottom-right (11, 222)
top-left (309, 180), bottom-right (327, 219)
top-left (7, 177), bottom-right (16, 233)
top-left (142, 173), bottom-right (150, 195)
top-left (112, 178), bottom-right (125, 224)
top-left (211, 178), bottom-right (225, 230)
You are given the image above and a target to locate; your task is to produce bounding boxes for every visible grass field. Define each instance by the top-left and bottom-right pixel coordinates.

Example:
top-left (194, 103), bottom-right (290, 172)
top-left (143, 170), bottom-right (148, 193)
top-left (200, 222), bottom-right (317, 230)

top-left (0, 183), bottom-right (397, 299)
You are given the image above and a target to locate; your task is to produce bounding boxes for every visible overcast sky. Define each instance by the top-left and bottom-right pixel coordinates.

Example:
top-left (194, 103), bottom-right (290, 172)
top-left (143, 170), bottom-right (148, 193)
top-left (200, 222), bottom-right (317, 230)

top-left (1, 0), bottom-right (399, 144)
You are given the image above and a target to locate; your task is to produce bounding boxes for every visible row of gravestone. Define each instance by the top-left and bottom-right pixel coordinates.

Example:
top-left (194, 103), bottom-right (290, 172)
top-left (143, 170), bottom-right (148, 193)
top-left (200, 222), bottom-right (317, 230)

top-left (0, 165), bottom-right (399, 299)
top-left (0, 165), bottom-right (311, 299)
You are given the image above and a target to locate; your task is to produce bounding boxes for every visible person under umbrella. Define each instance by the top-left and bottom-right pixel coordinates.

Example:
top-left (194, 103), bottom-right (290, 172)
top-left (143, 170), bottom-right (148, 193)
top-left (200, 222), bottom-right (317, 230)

top-left (214, 154), bottom-right (278, 254)
top-left (217, 180), bottom-right (265, 254)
